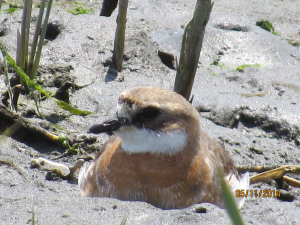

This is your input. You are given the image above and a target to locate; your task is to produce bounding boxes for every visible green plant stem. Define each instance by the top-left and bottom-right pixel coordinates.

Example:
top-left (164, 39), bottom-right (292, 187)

top-left (16, 29), bottom-right (21, 67)
top-left (29, 0), bottom-right (46, 77)
top-left (31, 0), bottom-right (53, 79)
top-left (221, 174), bottom-right (245, 225)
top-left (31, 207), bottom-right (35, 225)
top-left (19, 0), bottom-right (32, 71)
top-left (68, 6), bottom-right (94, 15)
top-left (0, 42), bottom-right (92, 115)
top-left (1, 51), bottom-right (14, 110)
top-left (174, 0), bottom-right (214, 100)
top-left (24, 0), bottom-right (32, 72)
top-left (112, 0), bottom-right (128, 72)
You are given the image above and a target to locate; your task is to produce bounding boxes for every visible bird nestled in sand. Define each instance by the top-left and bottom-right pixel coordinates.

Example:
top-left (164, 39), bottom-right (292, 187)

top-left (79, 86), bottom-right (249, 209)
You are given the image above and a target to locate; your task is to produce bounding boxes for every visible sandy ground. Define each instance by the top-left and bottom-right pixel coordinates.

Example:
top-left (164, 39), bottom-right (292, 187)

top-left (0, 0), bottom-right (300, 224)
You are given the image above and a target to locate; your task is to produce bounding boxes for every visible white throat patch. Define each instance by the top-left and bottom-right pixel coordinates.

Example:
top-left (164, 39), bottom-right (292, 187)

top-left (115, 127), bottom-right (187, 155)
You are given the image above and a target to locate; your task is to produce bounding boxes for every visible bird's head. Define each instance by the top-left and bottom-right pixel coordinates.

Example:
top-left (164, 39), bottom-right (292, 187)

top-left (89, 87), bottom-right (200, 155)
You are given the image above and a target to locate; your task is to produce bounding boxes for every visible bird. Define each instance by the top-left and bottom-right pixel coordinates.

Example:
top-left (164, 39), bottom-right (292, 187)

top-left (79, 86), bottom-right (249, 209)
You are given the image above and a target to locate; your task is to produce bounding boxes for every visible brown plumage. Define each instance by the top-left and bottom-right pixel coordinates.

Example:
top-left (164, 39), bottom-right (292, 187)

top-left (79, 87), bottom-right (249, 209)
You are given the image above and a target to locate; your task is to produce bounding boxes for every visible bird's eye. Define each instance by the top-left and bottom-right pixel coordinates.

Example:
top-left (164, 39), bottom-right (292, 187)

top-left (139, 107), bottom-right (160, 120)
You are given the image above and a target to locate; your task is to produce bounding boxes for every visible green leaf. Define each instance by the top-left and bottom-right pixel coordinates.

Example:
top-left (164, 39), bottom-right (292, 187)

top-left (287, 39), bottom-right (300, 47)
top-left (256, 19), bottom-right (277, 35)
top-left (3, 7), bottom-right (19, 14)
top-left (30, 0), bottom-right (53, 79)
top-left (68, 6), bottom-right (94, 15)
top-left (54, 98), bottom-right (93, 116)
top-left (75, 1), bottom-right (84, 5)
top-left (221, 173), bottom-right (245, 225)
top-left (235, 63), bottom-right (262, 72)
top-left (0, 42), bottom-right (93, 116)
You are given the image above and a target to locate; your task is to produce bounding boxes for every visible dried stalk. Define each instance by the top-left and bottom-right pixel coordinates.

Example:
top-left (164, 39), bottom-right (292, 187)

top-left (249, 165), bottom-right (300, 185)
top-left (174, 0), bottom-right (214, 100)
top-left (0, 104), bottom-right (61, 145)
top-left (237, 165), bottom-right (300, 188)
top-left (236, 165), bottom-right (278, 173)
top-left (283, 176), bottom-right (300, 188)
top-left (112, 0), bottom-right (128, 72)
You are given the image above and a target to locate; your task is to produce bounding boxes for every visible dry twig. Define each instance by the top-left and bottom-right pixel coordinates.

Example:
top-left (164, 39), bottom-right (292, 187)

top-left (0, 156), bottom-right (29, 181)
top-left (236, 165), bottom-right (278, 173)
top-left (249, 165), bottom-right (300, 185)
top-left (0, 104), bottom-right (61, 145)
top-left (237, 165), bottom-right (300, 188)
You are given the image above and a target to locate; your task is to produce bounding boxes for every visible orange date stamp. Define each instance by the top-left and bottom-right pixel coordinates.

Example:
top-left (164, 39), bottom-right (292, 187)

top-left (236, 189), bottom-right (280, 198)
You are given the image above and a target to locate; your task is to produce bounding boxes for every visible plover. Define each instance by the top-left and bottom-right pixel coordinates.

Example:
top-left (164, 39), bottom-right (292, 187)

top-left (79, 86), bottom-right (249, 209)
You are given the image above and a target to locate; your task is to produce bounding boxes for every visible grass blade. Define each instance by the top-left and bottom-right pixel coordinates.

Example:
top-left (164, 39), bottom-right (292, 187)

top-left (1, 50), bottom-right (14, 110)
top-left (0, 42), bottom-right (92, 116)
top-left (31, 207), bottom-right (35, 225)
top-left (120, 217), bottom-right (127, 225)
top-left (19, 0), bottom-right (32, 71)
top-left (31, 0), bottom-right (53, 79)
top-left (29, 0), bottom-right (46, 76)
top-left (16, 29), bottom-right (22, 67)
top-left (0, 121), bottom-right (22, 143)
top-left (221, 174), bottom-right (244, 225)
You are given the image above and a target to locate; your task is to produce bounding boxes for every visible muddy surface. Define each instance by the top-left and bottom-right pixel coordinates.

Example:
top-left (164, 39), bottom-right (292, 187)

top-left (0, 0), bottom-right (300, 224)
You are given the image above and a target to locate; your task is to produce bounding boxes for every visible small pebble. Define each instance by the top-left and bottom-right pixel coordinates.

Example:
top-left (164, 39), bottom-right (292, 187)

top-left (276, 190), bottom-right (295, 202)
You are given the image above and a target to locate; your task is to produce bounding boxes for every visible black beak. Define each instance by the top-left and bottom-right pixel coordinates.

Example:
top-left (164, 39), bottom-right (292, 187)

top-left (89, 119), bottom-right (123, 134)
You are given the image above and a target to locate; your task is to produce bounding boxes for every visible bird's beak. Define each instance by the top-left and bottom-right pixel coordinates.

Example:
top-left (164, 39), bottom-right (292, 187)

top-left (89, 118), bottom-right (128, 134)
